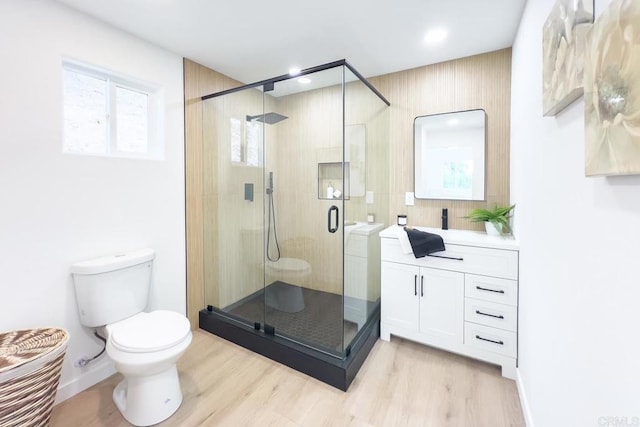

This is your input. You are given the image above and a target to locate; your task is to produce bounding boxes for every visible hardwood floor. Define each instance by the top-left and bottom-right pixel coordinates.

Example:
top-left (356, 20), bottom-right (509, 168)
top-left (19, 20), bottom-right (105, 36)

top-left (50, 330), bottom-right (525, 426)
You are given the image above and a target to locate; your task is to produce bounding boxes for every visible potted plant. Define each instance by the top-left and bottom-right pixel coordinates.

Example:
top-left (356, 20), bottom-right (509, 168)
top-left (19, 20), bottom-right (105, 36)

top-left (466, 204), bottom-right (515, 236)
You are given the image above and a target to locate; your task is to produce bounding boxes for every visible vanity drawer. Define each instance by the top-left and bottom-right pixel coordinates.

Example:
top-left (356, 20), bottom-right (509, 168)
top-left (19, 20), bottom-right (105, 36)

top-left (464, 298), bottom-right (517, 332)
top-left (465, 322), bottom-right (517, 358)
top-left (381, 238), bottom-right (518, 279)
top-left (465, 274), bottom-right (518, 306)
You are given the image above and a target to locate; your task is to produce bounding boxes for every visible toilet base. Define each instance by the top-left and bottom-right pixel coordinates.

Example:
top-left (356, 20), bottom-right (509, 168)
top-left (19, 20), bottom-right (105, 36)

top-left (112, 365), bottom-right (183, 426)
top-left (265, 281), bottom-right (305, 313)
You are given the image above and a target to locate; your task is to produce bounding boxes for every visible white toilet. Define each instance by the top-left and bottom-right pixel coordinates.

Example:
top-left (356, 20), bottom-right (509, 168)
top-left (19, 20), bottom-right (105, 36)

top-left (265, 257), bottom-right (310, 313)
top-left (71, 249), bottom-right (192, 427)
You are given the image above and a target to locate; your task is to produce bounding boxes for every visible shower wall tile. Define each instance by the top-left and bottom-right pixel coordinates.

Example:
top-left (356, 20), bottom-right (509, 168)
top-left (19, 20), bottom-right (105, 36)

top-left (184, 59), bottom-right (243, 323)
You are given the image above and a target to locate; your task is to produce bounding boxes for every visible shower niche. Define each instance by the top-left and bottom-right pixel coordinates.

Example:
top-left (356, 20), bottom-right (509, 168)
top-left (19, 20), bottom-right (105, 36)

top-left (318, 162), bottom-right (350, 200)
top-left (316, 123), bottom-right (367, 200)
top-left (198, 60), bottom-right (390, 390)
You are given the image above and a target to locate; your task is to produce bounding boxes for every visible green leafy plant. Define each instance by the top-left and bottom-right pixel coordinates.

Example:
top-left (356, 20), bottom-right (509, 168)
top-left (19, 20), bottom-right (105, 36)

top-left (465, 204), bottom-right (515, 235)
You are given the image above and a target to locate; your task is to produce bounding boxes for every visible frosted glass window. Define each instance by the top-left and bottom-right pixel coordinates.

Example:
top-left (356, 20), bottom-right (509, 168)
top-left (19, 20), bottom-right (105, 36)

top-left (116, 86), bottom-right (148, 153)
top-left (62, 59), bottom-right (162, 159)
top-left (230, 119), bottom-right (262, 166)
top-left (245, 121), bottom-right (261, 167)
top-left (230, 118), bottom-right (242, 162)
top-left (63, 69), bottom-right (107, 154)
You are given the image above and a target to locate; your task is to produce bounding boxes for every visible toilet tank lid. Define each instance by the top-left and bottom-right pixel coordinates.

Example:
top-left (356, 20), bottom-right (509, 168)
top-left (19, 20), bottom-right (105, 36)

top-left (70, 249), bottom-right (155, 275)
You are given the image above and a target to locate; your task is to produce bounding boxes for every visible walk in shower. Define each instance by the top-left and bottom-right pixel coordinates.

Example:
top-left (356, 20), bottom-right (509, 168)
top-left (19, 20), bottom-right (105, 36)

top-left (198, 60), bottom-right (390, 390)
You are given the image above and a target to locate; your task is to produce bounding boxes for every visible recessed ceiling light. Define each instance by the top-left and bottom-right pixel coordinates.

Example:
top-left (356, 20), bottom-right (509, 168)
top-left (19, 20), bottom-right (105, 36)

top-left (298, 77), bottom-right (311, 84)
top-left (424, 28), bottom-right (448, 44)
top-left (447, 118), bottom-right (459, 126)
top-left (289, 67), bottom-right (301, 76)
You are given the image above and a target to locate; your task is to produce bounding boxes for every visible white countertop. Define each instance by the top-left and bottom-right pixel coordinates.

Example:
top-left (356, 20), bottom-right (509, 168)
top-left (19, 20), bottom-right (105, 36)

top-left (345, 221), bottom-right (385, 236)
top-left (379, 224), bottom-right (519, 251)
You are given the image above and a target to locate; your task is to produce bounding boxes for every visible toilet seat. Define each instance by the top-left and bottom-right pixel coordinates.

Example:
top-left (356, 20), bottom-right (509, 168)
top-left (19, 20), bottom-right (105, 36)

top-left (107, 310), bottom-right (191, 353)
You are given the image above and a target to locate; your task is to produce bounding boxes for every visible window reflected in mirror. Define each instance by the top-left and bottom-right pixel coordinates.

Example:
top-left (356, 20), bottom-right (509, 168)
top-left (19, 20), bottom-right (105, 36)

top-left (414, 109), bottom-right (486, 201)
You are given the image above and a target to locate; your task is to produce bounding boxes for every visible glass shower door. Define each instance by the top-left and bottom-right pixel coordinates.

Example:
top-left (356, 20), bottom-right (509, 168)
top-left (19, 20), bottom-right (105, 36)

top-left (263, 66), bottom-right (347, 356)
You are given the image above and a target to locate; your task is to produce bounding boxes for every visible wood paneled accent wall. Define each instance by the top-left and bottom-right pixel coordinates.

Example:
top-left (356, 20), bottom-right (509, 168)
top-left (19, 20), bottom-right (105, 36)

top-left (369, 48), bottom-right (512, 231)
top-left (184, 59), bottom-right (241, 328)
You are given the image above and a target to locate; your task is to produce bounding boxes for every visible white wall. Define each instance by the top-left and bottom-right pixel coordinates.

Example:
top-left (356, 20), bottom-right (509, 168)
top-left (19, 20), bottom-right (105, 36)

top-left (0, 1), bottom-right (185, 402)
top-left (511, 0), bottom-right (640, 425)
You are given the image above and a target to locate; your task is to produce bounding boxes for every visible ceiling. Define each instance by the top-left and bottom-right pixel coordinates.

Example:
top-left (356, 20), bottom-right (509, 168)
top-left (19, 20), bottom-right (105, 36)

top-left (54, 0), bottom-right (526, 85)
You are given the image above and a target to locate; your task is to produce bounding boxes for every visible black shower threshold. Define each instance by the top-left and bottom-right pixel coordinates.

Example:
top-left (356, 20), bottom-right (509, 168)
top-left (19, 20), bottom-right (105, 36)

top-left (199, 308), bottom-right (380, 391)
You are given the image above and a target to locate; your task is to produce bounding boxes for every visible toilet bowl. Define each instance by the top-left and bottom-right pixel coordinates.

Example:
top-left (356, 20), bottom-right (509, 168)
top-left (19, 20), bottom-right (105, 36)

top-left (105, 311), bottom-right (192, 426)
top-left (265, 257), bottom-right (310, 313)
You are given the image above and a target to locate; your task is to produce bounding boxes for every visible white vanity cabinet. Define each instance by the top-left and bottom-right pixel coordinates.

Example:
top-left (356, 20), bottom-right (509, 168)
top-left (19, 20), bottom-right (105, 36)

top-left (344, 222), bottom-right (384, 328)
top-left (381, 262), bottom-right (464, 347)
top-left (380, 225), bottom-right (519, 379)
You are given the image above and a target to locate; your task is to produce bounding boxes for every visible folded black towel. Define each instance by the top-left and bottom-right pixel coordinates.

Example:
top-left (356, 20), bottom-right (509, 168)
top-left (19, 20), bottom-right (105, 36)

top-left (404, 227), bottom-right (445, 258)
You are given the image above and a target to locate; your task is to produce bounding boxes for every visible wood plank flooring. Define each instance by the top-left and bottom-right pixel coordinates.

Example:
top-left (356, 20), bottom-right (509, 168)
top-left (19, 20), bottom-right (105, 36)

top-left (50, 330), bottom-right (524, 426)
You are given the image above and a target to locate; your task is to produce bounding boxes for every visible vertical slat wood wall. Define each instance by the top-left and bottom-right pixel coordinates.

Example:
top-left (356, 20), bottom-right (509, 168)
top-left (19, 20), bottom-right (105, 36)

top-left (370, 48), bottom-right (512, 231)
top-left (184, 59), bottom-right (241, 328)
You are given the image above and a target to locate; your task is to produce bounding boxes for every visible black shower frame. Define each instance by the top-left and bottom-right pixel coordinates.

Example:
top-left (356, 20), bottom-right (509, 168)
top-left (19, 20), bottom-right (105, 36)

top-left (201, 59), bottom-right (390, 105)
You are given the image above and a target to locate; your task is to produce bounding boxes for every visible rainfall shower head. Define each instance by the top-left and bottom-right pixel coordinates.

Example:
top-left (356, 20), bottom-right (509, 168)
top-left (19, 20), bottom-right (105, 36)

top-left (246, 112), bottom-right (288, 125)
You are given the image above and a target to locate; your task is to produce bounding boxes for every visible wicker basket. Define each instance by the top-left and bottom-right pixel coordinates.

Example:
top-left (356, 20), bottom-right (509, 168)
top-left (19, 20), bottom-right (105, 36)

top-left (0, 328), bottom-right (69, 427)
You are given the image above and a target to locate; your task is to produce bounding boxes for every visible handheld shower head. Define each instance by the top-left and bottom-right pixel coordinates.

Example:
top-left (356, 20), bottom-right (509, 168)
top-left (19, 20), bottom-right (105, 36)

top-left (267, 172), bottom-right (274, 194)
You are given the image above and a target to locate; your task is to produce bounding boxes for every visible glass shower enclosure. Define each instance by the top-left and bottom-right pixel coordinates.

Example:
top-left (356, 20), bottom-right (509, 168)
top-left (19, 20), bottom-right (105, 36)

top-left (199, 60), bottom-right (389, 390)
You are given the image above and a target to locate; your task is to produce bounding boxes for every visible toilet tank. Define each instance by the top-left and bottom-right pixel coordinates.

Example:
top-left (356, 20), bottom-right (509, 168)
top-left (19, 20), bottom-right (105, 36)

top-left (71, 249), bottom-right (155, 328)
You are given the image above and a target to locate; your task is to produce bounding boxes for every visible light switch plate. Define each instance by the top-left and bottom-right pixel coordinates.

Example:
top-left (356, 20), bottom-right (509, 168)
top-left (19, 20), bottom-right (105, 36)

top-left (405, 192), bottom-right (415, 206)
top-left (366, 191), bottom-right (374, 204)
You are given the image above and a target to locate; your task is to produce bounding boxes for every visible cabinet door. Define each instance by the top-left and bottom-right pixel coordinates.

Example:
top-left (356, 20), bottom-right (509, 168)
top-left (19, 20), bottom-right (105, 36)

top-left (381, 261), bottom-right (419, 332)
top-left (419, 268), bottom-right (464, 345)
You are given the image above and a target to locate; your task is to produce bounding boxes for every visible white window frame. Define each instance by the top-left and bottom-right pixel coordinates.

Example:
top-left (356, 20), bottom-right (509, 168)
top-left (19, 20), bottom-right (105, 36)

top-left (62, 58), bottom-right (164, 160)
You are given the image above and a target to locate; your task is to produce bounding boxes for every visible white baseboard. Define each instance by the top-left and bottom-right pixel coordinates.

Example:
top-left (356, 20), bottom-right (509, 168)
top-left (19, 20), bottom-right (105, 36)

top-left (54, 360), bottom-right (116, 405)
top-left (516, 368), bottom-right (535, 427)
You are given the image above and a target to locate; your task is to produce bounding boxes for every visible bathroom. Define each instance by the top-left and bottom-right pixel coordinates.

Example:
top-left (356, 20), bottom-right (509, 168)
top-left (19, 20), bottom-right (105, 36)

top-left (1, 0), bottom-right (639, 426)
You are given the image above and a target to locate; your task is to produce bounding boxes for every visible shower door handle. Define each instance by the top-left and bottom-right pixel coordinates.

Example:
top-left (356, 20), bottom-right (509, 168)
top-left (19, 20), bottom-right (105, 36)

top-left (328, 205), bottom-right (339, 233)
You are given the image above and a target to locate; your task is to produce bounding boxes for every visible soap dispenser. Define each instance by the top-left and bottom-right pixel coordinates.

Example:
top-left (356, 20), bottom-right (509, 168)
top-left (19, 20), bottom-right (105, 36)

top-left (327, 182), bottom-right (334, 199)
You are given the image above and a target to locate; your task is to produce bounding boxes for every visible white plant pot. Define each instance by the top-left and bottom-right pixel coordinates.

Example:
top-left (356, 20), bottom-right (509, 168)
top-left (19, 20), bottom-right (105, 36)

top-left (484, 221), bottom-right (502, 236)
